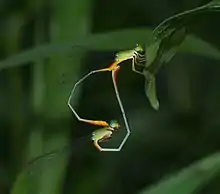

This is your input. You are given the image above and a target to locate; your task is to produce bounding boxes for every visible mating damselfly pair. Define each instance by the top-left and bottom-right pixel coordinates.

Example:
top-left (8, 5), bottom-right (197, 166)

top-left (24, 44), bottom-right (148, 169)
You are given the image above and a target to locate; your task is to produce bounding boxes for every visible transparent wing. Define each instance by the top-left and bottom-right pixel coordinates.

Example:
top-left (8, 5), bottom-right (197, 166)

top-left (12, 136), bottom-right (90, 194)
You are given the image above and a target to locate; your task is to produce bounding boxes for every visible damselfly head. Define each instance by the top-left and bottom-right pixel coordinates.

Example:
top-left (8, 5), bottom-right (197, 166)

top-left (109, 120), bottom-right (120, 130)
top-left (134, 44), bottom-right (144, 53)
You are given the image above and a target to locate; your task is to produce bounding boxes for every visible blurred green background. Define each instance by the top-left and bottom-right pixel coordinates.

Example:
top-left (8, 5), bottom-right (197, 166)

top-left (1, 0), bottom-right (220, 193)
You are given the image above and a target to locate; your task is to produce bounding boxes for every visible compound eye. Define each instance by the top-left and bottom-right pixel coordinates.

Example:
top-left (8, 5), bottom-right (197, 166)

top-left (109, 120), bottom-right (120, 129)
top-left (135, 44), bottom-right (141, 51)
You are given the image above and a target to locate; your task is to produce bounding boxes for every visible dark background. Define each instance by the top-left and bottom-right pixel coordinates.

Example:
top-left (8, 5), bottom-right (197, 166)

top-left (1, 0), bottom-right (220, 193)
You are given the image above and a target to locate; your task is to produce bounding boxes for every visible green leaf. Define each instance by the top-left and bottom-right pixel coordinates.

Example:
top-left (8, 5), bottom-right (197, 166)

top-left (1, 27), bottom-right (220, 70)
top-left (0, 28), bottom-right (151, 70)
top-left (11, 172), bottom-right (29, 194)
top-left (180, 35), bottom-right (220, 60)
top-left (143, 0), bottom-right (220, 110)
top-left (140, 152), bottom-right (220, 194)
top-left (144, 72), bottom-right (159, 110)
top-left (145, 0), bottom-right (220, 72)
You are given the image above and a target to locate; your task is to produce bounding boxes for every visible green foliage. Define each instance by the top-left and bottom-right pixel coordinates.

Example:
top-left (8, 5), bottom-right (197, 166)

top-left (140, 153), bottom-right (220, 194)
top-left (143, 0), bottom-right (220, 110)
top-left (3, 0), bottom-right (220, 194)
top-left (0, 29), bottom-right (220, 70)
top-left (10, 171), bottom-right (29, 194)
top-left (10, 0), bottom-right (93, 194)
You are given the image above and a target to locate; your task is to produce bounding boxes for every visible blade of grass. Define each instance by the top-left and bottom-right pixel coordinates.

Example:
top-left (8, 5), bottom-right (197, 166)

top-left (140, 153), bottom-right (220, 194)
top-left (0, 29), bottom-right (220, 70)
top-left (33, 0), bottom-right (93, 194)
